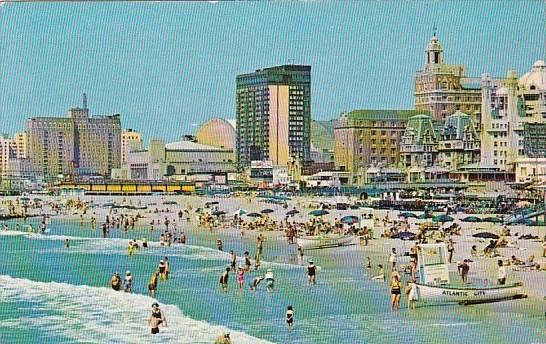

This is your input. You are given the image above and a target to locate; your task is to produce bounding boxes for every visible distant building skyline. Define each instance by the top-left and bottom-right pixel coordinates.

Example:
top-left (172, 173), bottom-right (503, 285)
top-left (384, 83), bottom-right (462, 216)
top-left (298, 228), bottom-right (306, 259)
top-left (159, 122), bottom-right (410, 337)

top-left (1, 2), bottom-right (544, 142)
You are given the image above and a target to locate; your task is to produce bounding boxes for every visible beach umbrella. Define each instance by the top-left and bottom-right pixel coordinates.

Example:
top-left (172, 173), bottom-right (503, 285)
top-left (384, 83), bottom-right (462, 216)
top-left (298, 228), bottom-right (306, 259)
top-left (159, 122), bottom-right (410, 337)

top-left (398, 212), bottom-right (418, 218)
top-left (417, 213), bottom-right (434, 219)
top-left (433, 214), bottom-right (454, 223)
top-left (482, 217), bottom-right (502, 223)
top-left (472, 232), bottom-right (500, 240)
top-left (246, 212), bottom-right (263, 218)
top-left (286, 209), bottom-right (300, 216)
top-left (212, 210), bottom-right (226, 216)
top-left (309, 209), bottom-right (329, 217)
top-left (394, 231), bottom-right (416, 240)
top-left (461, 216), bottom-right (481, 223)
top-left (340, 215), bottom-right (359, 224)
top-left (261, 209), bottom-right (274, 214)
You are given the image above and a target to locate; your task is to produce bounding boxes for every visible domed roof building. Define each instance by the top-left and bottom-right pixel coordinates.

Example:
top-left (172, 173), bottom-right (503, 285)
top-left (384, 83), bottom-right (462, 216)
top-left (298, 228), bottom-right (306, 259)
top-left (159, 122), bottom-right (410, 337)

top-left (519, 60), bottom-right (546, 91)
top-left (195, 118), bottom-right (236, 150)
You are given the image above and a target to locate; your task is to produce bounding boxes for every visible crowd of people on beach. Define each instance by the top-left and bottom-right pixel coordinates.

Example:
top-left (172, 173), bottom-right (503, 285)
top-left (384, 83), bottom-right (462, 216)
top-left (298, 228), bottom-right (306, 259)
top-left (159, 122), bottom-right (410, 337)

top-left (2, 194), bottom-right (546, 340)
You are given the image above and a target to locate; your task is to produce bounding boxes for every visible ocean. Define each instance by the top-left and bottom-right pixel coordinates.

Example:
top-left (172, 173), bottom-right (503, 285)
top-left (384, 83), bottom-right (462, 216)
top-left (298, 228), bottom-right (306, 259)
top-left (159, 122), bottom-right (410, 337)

top-left (0, 216), bottom-right (544, 344)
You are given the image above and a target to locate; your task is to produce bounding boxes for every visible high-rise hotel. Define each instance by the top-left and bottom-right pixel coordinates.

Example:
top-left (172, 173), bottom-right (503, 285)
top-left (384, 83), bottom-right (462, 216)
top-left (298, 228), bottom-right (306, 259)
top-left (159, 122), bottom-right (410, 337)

top-left (27, 94), bottom-right (121, 179)
top-left (236, 65), bottom-right (311, 168)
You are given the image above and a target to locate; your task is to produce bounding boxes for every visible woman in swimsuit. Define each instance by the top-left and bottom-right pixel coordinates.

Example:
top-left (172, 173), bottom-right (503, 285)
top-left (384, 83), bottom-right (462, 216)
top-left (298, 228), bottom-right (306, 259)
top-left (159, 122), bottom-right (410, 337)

top-left (149, 303), bottom-right (167, 334)
top-left (286, 306), bottom-right (294, 330)
top-left (390, 274), bottom-right (402, 311)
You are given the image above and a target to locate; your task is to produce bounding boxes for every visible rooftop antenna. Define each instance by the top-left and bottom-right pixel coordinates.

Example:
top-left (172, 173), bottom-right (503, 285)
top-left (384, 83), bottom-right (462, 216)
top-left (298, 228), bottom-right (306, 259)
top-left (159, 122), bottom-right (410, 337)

top-left (83, 93), bottom-right (88, 109)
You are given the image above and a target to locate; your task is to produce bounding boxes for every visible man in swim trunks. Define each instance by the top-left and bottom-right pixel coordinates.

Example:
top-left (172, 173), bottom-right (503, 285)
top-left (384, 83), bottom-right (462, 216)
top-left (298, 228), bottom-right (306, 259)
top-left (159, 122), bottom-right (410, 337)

top-left (286, 306), bottom-right (294, 330)
top-left (158, 260), bottom-right (167, 280)
top-left (149, 302), bottom-right (167, 334)
top-left (244, 251), bottom-right (251, 272)
top-left (230, 250), bottom-right (237, 270)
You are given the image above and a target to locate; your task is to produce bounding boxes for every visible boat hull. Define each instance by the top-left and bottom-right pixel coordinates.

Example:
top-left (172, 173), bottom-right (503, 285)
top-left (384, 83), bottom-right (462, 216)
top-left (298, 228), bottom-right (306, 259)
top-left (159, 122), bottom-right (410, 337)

top-left (415, 283), bottom-right (524, 303)
top-left (296, 235), bottom-right (353, 249)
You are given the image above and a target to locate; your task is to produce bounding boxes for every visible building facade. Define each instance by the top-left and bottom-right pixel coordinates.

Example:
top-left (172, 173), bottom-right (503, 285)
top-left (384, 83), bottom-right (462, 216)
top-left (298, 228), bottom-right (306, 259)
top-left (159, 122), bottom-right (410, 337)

top-left (121, 129), bottom-right (142, 164)
top-left (117, 137), bottom-right (236, 181)
top-left (480, 60), bottom-right (546, 173)
top-left (27, 95), bottom-right (121, 179)
top-left (334, 110), bottom-right (419, 173)
top-left (236, 65), bottom-right (311, 168)
top-left (437, 111), bottom-right (480, 171)
top-left (414, 30), bottom-right (486, 123)
top-left (399, 114), bottom-right (439, 181)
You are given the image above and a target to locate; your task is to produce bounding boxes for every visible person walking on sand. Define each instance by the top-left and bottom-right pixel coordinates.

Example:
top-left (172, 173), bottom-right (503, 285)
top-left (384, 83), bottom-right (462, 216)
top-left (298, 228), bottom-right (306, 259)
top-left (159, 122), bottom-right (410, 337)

top-left (149, 302), bottom-right (167, 334)
top-left (497, 260), bottom-right (506, 285)
top-left (447, 238), bottom-right (455, 264)
top-left (286, 306), bottom-right (294, 330)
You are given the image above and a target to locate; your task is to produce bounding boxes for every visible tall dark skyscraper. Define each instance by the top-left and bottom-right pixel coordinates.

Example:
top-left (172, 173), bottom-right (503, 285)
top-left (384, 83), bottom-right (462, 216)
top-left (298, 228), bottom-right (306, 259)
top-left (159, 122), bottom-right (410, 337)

top-left (236, 64), bottom-right (311, 168)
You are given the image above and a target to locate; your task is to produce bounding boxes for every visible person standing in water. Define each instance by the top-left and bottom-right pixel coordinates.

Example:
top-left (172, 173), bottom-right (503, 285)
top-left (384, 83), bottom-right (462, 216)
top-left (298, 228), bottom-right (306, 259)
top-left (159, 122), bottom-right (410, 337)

top-left (286, 306), bottom-right (294, 330)
top-left (217, 239), bottom-right (223, 251)
top-left (149, 302), bottom-right (167, 334)
top-left (307, 260), bottom-right (317, 285)
top-left (389, 248), bottom-right (397, 271)
top-left (244, 251), bottom-right (251, 272)
top-left (124, 271), bottom-right (134, 293)
top-left (230, 250), bottom-right (237, 270)
top-left (372, 264), bottom-right (385, 282)
top-left (64, 238), bottom-right (70, 248)
top-left (164, 257), bottom-right (170, 280)
top-left (148, 272), bottom-right (159, 298)
top-left (220, 267), bottom-right (230, 291)
top-left (110, 272), bottom-right (121, 291)
top-left (390, 274), bottom-right (402, 311)
top-left (297, 246), bottom-right (304, 264)
top-left (158, 260), bottom-right (168, 280)
top-left (236, 266), bottom-right (245, 289)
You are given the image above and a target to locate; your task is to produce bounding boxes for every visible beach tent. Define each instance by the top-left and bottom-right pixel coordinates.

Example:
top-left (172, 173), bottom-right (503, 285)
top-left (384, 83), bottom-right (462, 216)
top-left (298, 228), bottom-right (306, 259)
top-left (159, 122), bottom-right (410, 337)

top-left (472, 232), bottom-right (500, 239)
top-left (340, 215), bottom-right (359, 224)
top-left (309, 209), bottom-right (329, 217)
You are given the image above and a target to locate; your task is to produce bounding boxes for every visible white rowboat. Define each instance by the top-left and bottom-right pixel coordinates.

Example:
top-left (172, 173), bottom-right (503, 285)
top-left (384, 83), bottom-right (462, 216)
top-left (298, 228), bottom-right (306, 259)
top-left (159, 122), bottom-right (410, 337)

top-left (415, 282), bottom-right (525, 304)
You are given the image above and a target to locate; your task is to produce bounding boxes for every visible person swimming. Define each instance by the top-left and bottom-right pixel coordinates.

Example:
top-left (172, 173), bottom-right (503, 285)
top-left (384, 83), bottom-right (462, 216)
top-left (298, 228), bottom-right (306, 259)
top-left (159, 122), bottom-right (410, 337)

top-left (149, 302), bottom-right (167, 334)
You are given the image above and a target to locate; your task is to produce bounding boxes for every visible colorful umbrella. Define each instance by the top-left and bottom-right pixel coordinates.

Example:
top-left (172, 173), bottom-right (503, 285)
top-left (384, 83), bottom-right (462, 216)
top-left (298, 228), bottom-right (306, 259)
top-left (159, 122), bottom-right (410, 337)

top-left (309, 209), bottom-right (329, 217)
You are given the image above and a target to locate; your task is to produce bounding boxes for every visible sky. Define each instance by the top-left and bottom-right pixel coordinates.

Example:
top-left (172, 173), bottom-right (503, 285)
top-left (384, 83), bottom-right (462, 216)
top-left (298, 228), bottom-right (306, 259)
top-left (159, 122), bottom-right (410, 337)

top-left (1, 1), bottom-right (545, 143)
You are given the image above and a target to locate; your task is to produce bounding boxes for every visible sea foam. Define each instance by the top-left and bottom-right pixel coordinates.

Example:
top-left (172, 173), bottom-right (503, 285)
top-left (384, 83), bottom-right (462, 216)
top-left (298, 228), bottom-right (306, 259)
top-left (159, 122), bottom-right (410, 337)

top-left (0, 275), bottom-right (273, 344)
